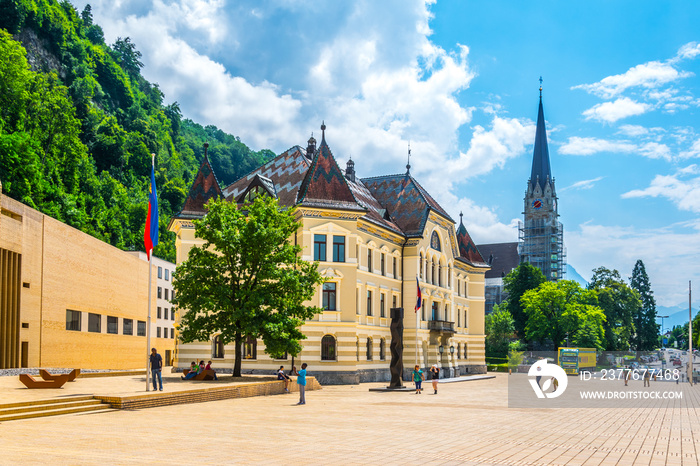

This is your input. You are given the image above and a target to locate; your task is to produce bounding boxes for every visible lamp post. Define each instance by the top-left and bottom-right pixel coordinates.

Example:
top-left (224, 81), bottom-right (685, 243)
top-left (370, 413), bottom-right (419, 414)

top-left (450, 345), bottom-right (455, 355)
top-left (438, 345), bottom-right (444, 354)
top-left (660, 315), bottom-right (669, 348)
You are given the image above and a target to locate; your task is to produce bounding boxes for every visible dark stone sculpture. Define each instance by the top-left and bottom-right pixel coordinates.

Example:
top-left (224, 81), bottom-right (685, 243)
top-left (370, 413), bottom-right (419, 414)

top-left (389, 307), bottom-right (404, 388)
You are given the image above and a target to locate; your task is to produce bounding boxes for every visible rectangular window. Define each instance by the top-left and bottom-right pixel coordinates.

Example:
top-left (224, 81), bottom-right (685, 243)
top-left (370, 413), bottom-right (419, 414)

top-left (367, 290), bottom-right (373, 316)
top-left (157, 307), bottom-right (161, 319)
top-left (165, 269), bottom-right (169, 281)
top-left (171, 290), bottom-right (175, 300)
top-left (421, 302), bottom-right (425, 321)
top-left (88, 313), bottom-right (101, 333)
top-left (165, 289), bottom-right (169, 300)
top-left (380, 294), bottom-right (385, 317)
top-left (164, 327), bottom-right (168, 339)
top-left (157, 327), bottom-right (161, 338)
top-left (380, 253), bottom-right (385, 276)
top-left (322, 282), bottom-right (337, 310)
top-left (107, 316), bottom-right (118, 334)
top-left (367, 249), bottom-right (372, 272)
top-left (314, 234), bottom-right (327, 261)
top-left (392, 295), bottom-right (397, 309)
top-left (157, 287), bottom-right (162, 299)
top-left (171, 331), bottom-right (175, 339)
top-left (164, 308), bottom-right (168, 320)
top-left (332, 236), bottom-right (345, 262)
top-left (137, 321), bottom-right (146, 336)
top-left (123, 319), bottom-right (133, 335)
top-left (393, 257), bottom-right (397, 278)
top-left (457, 310), bottom-right (460, 327)
top-left (171, 311), bottom-right (175, 321)
top-left (66, 310), bottom-right (81, 331)
top-left (158, 266), bottom-right (162, 279)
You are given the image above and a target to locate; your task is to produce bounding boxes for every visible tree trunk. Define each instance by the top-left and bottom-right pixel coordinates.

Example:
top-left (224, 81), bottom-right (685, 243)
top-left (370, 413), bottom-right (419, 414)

top-left (233, 333), bottom-right (242, 377)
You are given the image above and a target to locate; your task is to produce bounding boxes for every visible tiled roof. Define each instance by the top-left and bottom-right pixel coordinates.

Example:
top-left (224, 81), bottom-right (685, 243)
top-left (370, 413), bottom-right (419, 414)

top-left (361, 174), bottom-right (453, 237)
top-left (347, 178), bottom-right (403, 234)
top-left (176, 155), bottom-right (223, 219)
top-left (476, 242), bottom-right (520, 278)
top-left (456, 219), bottom-right (488, 267)
top-left (296, 136), bottom-right (364, 212)
top-left (223, 146), bottom-right (311, 207)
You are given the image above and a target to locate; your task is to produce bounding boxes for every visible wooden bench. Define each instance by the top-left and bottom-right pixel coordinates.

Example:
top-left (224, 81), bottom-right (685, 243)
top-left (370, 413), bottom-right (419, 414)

top-left (19, 373), bottom-right (70, 389)
top-left (182, 369), bottom-right (217, 381)
top-left (40, 369), bottom-right (80, 382)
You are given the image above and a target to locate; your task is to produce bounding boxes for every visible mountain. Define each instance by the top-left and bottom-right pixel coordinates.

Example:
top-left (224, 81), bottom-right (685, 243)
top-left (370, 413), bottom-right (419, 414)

top-left (657, 301), bottom-right (700, 332)
top-left (567, 264), bottom-right (588, 287)
top-left (0, 0), bottom-right (272, 263)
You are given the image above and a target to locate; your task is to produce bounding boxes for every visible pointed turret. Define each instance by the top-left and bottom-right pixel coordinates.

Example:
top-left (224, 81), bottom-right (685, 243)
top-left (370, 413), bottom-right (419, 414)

top-left (456, 212), bottom-right (486, 266)
top-left (175, 142), bottom-right (223, 219)
top-left (529, 88), bottom-right (552, 193)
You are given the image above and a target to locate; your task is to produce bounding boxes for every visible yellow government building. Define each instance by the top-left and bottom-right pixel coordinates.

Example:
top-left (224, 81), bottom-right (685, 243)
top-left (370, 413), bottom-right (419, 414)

top-left (169, 125), bottom-right (489, 384)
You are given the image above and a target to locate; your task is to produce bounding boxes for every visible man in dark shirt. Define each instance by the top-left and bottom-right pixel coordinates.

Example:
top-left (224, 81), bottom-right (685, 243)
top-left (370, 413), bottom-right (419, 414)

top-left (150, 348), bottom-right (163, 391)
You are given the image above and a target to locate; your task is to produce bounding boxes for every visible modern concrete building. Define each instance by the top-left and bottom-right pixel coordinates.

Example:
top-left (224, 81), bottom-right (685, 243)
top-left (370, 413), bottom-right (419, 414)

top-left (0, 183), bottom-right (174, 370)
top-left (169, 126), bottom-right (490, 384)
top-left (127, 252), bottom-right (177, 365)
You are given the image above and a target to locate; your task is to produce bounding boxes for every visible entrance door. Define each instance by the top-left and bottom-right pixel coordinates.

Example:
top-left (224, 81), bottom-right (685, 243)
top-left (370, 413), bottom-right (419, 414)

top-left (21, 342), bottom-right (28, 368)
top-left (165, 350), bottom-right (172, 366)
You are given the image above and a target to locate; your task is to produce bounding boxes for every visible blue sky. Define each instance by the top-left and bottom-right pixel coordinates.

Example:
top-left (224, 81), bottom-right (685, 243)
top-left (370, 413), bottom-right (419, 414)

top-left (74, 0), bottom-right (700, 306)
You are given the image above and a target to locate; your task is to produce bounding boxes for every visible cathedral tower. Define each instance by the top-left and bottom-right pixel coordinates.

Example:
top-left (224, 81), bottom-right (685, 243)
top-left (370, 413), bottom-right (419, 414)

top-left (519, 83), bottom-right (566, 281)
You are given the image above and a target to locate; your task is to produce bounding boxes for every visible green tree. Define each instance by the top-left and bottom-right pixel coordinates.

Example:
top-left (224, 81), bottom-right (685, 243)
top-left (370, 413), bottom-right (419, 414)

top-left (629, 260), bottom-right (659, 350)
top-left (503, 263), bottom-right (546, 339)
top-left (485, 305), bottom-right (515, 357)
top-left (522, 280), bottom-right (606, 350)
top-left (172, 196), bottom-right (324, 377)
top-left (589, 267), bottom-right (640, 351)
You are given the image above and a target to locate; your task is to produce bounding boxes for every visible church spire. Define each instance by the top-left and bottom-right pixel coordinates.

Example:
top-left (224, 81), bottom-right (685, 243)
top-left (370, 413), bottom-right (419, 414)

top-left (530, 80), bottom-right (552, 192)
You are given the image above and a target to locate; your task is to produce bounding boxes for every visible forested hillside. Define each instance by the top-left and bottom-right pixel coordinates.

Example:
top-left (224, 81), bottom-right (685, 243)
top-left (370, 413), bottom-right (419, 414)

top-left (0, 0), bottom-right (274, 262)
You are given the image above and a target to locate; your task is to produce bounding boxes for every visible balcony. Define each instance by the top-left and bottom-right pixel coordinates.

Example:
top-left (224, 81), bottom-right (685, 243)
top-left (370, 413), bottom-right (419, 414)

top-left (428, 320), bottom-right (455, 334)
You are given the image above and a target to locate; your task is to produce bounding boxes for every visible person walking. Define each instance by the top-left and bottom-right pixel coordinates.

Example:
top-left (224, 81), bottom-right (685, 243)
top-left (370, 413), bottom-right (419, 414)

top-left (296, 363), bottom-right (308, 405)
top-left (412, 365), bottom-right (425, 394)
top-left (430, 364), bottom-right (440, 394)
top-left (150, 348), bottom-right (163, 391)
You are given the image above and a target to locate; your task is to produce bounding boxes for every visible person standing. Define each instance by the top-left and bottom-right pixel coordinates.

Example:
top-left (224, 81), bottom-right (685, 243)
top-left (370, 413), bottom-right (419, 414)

top-left (430, 364), bottom-right (440, 394)
top-left (412, 365), bottom-right (424, 394)
top-left (150, 348), bottom-right (163, 391)
top-left (296, 363), bottom-right (308, 405)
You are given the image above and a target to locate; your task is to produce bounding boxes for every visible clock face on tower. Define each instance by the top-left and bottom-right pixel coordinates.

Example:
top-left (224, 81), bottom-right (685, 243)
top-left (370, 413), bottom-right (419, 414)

top-left (532, 199), bottom-right (543, 210)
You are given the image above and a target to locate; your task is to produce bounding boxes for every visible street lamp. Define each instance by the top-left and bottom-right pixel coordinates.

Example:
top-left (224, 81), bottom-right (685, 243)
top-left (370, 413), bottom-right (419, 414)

top-left (438, 345), bottom-right (444, 354)
top-left (450, 345), bottom-right (455, 354)
top-left (659, 315), bottom-right (669, 348)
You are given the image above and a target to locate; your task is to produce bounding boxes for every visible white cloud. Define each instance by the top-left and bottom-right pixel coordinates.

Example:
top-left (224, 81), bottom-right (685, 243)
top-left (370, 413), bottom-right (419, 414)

top-left (638, 142), bottom-right (672, 161)
top-left (675, 41), bottom-right (700, 61)
top-left (617, 125), bottom-right (665, 137)
top-left (582, 97), bottom-right (651, 123)
top-left (622, 174), bottom-right (700, 213)
top-left (559, 137), bottom-right (636, 155)
top-left (567, 222), bottom-right (700, 306)
top-left (573, 61), bottom-right (691, 99)
top-left (561, 177), bottom-right (604, 191)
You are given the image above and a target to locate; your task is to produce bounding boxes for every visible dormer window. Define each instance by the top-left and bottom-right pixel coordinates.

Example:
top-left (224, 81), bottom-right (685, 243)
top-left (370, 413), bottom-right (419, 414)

top-left (237, 174), bottom-right (277, 203)
top-left (243, 185), bottom-right (267, 203)
top-left (430, 231), bottom-right (441, 251)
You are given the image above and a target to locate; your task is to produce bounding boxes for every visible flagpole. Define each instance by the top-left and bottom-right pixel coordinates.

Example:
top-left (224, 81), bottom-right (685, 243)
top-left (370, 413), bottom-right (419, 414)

top-left (689, 281), bottom-right (693, 386)
top-left (415, 277), bottom-right (419, 367)
top-left (146, 153), bottom-right (155, 392)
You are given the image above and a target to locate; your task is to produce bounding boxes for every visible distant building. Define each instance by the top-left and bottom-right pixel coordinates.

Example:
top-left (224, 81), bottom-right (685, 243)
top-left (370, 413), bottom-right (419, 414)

top-left (127, 252), bottom-right (177, 365)
top-left (169, 126), bottom-right (490, 384)
top-left (0, 183), bottom-right (174, 370)
top-left (519, 85), bottom-right (566, 281)
top-left (476, 242), bottom-right (520, 314)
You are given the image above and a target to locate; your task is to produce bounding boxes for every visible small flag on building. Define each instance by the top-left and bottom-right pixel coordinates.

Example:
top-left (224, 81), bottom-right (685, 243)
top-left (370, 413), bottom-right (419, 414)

top-left (144, 163), bottom-right (159, 258)
top-left (415, 277), bottom-right (422, 312)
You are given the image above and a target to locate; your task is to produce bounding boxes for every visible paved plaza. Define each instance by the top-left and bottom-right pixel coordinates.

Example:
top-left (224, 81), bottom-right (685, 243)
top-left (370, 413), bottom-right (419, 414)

top-left (2, 372), bottom-right (700, 465)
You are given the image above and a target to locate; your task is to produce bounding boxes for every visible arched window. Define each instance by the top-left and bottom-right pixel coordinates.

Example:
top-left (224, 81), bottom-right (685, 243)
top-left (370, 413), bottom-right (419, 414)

top-left (438, 263), bottom-right (443, 287)
top-left (448, 266), bottom-right (451, 288)
top-left (457, 344), bottom-right (461, 359)
top-left (242, 336), bottom-right (257, 359)
top-left (212, 335), bottom-right (224, 359)
top-left (419, 253), bottom-right (424, 279)
top-left (430, 231), bottom-right (441, 251)
top-left (431, 260), bottom-right (436, 285)
top-left (379, 338), bottom-right (386, 361)
top-left (321, 335), bottom-right (336, 361)
top-left (366, 338), bottom-right (373, 361)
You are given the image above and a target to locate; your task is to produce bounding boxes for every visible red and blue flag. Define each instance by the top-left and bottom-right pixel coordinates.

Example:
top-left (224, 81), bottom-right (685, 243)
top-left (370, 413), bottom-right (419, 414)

top-left (414, 277), bottom-right (422, 313)
top-left (144, 164), bottom-right (158, 258)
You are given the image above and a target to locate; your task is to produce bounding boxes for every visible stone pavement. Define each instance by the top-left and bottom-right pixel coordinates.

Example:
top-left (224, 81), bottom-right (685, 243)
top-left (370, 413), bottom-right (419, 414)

top-left (3, 373), bottom-right (700, 465)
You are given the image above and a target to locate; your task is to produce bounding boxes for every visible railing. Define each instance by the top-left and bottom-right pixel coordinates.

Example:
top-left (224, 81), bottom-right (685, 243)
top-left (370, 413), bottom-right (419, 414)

top-left (428, 320), bottom-right (455, 333)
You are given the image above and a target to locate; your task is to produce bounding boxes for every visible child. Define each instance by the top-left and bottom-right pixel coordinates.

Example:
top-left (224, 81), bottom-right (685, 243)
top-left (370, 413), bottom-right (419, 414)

top-left (412, 365), bottom-right (424, 394)
top-left (278, 365), bottom-right (291, 392)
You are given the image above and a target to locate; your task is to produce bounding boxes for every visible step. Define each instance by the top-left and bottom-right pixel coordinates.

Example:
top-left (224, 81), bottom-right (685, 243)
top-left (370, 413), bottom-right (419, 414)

top-left (0, 395), bottom-right (95, 410)
top-left (0, 402), bottom-right (112, 422)
top-left (0, 399), bottom-right (104, 416)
